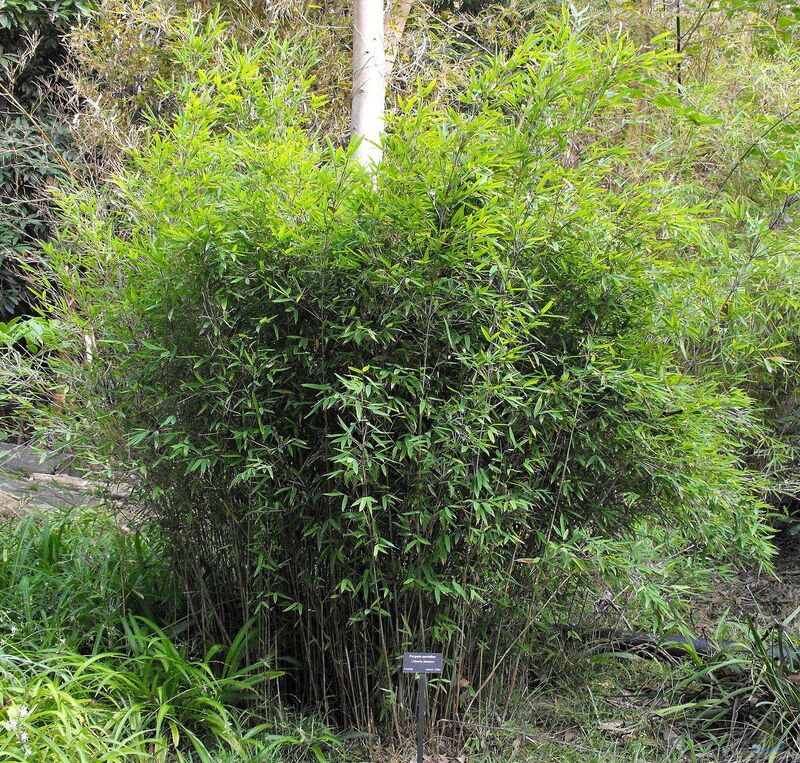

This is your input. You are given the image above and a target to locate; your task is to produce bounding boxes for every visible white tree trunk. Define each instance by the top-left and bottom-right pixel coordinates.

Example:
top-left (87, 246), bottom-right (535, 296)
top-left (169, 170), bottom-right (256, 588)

top-left (351, 0), bottom-right (386, 169)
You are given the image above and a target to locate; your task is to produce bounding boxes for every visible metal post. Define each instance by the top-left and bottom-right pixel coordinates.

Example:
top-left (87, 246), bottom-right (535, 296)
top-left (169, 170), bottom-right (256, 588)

top-left (416, 673), bottom-right (427, 763)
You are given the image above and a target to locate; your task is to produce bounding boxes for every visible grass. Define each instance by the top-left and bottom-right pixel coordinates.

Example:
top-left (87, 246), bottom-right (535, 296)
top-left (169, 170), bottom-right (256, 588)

top-left (438, 657), bottom-right (712, 762)
top-left (0, 508), bottom-right (363, 762)
top-left (0, 507), bottom-right (170, 651)
top-left (0, 620), bottom-right (273, 761)
top-left (0, 508), bottom-right (279, 762)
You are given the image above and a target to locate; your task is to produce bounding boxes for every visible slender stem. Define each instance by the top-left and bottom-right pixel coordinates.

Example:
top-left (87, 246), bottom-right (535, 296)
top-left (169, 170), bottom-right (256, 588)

top-left (0, 82), bottom-right (77, 182)
top-left (675, 0), bottom-right (682, 87)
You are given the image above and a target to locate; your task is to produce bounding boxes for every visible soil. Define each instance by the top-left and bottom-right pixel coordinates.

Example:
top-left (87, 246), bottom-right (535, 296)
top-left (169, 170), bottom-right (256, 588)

top-left (689, 528), bottom-right (800, 637)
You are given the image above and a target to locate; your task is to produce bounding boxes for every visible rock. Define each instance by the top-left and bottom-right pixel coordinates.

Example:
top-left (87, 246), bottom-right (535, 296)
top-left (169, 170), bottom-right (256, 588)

top-left (0, 445), bottom-right (131, 519)
top-left (28, 472), bottom-right (92, 492)
top-left (0, 443), bottom-right (72, 476)
top-left (28, 472), bottom-right (131, 499)
top-left (0, 488), bottom-right (24, 517)
top-left (0, 475), bottom-right (98, 515)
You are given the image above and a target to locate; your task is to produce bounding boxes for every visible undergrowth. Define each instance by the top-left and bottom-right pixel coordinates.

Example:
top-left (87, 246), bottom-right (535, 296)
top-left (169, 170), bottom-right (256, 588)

top-left (0, 509), bottom-right (334, 762)
top-left (0, 499), bottom-right (796, 758)
top-left (656, 614), bottom-right (800, 757)
top-left (0, 508), bottom-right (169, 650)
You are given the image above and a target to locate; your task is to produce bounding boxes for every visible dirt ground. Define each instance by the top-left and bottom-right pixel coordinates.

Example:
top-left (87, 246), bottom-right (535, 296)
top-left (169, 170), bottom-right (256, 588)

top-left (695, 528), bottom-right (800, 632)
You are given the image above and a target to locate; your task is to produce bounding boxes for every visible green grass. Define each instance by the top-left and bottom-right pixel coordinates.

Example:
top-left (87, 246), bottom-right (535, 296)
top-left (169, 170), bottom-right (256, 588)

top-left (0, 507), bottom-right (170, 651)
top-left (0, 618), bottom-right (276, 761)
top-left (0, 508), bottom-right (363, 762)
top-left (0, 509), bottom-right (279, 762)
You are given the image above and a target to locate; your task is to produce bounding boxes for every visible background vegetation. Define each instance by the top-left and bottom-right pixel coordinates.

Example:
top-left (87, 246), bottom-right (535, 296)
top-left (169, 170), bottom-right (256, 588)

top-left (0, 0), bottom-right (88, 319)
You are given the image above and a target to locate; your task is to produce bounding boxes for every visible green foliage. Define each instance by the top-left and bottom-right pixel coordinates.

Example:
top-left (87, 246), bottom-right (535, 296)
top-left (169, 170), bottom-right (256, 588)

top-left (0, 316), bottom-right (65, 351)
top-left (259, 718), bottom-right (351, 762)
top-left (0, 0), bottom-right (88, 30)
top-left (622, 16), bottom-right (800, 503)
top-left (46, 17), bottom-right (773, 732)
top-left (0, 0), bottom-right (87, 320)
top-left (533, 523), bottom-right (745, 632)
top-left (0, 509), bottom-right (282, 761)
top-left (0, 508), bottom-right (169, 649)
top-left (0, 118), bottom-right (71, 319)
top-left (415, 1), bottom-right (800, 510)
top-left (658, 614), bottom-right (800, 754)
top-left (0, 618), bottom-right (273, 762)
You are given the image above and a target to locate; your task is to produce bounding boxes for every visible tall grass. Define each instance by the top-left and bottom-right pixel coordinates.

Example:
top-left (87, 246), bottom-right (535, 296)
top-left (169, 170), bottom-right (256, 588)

top-left (0, 617), bottom-right (277, 762)
top-left (0, 507), bottom-right (170, 650)
top-left (658, 613), bottom-right (800, 756)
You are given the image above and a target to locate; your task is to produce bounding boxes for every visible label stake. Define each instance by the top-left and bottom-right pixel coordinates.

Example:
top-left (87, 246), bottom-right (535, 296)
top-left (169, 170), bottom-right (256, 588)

top-left (416, 673), bottom-right (427, 763)
top-left (402, 652), bottom-right (443, 763)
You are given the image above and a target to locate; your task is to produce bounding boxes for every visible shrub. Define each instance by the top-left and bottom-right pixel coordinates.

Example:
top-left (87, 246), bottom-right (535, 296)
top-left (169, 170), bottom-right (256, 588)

top-left (0, 317), bottom-right (69, 440)
top-left (48, 20), bottom-right (772, 733)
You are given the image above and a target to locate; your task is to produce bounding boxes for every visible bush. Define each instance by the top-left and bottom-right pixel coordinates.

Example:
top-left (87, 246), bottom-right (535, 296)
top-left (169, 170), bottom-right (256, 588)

top-left (0, 317), bottom-right (69, 440)
top-left (48, 20), bottom-right (772, 732)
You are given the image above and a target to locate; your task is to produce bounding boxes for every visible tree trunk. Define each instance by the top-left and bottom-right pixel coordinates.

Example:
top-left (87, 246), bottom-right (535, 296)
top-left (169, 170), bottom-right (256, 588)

top-left (351, 0), bottom-right (386, 169)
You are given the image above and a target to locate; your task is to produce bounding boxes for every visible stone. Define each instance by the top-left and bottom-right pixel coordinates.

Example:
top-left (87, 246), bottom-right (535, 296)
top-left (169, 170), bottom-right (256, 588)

top-left (0, 443), bottom-right (71, 476)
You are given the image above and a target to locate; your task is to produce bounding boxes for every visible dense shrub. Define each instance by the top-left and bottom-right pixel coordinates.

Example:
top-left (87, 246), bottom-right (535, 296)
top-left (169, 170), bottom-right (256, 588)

top-left (48, 22), bottom-right (772, 732)
top-left (409, 0), bottom-right (800, 511)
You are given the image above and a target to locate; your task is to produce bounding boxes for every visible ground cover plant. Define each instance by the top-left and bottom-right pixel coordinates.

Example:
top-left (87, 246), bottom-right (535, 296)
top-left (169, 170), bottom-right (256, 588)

top-left (0, 508), bottom-right (299, 762)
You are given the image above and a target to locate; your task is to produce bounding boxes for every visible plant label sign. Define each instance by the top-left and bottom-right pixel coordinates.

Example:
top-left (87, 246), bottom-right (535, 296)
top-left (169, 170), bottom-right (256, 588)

top-left (402, 652), bottom-right (444, 674)
top-left (404, 653), bottom-right (443, 763)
